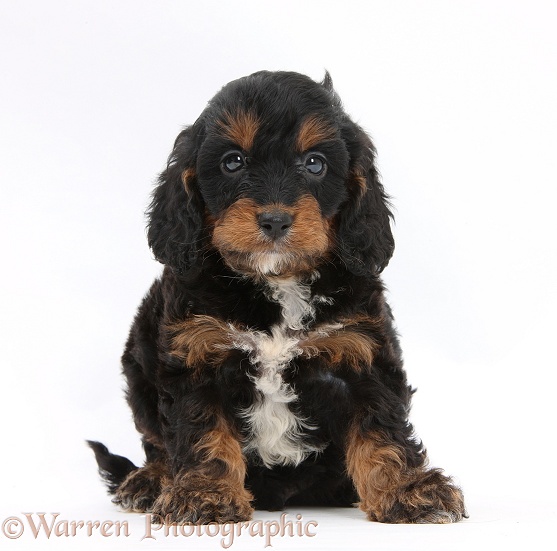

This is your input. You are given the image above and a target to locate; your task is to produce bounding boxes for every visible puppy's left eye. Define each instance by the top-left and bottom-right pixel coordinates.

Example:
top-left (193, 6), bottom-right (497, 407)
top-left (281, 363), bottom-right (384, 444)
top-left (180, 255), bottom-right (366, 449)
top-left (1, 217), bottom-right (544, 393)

top-left (304, 154), bottom-right (326, 175)
top-left (222, 153), bottom-right (245, 173)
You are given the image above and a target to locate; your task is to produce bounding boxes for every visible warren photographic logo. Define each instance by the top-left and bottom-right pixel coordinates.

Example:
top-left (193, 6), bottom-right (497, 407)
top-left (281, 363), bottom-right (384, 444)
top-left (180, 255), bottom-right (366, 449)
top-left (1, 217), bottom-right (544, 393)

top-left (1, 512), bottom-right (318, 548)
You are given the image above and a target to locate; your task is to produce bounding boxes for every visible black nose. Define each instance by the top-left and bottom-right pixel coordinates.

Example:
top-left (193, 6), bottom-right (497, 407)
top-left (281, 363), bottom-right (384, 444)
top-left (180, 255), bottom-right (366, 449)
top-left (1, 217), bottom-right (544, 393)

top-left (258, 211), bottom-right (293, 239)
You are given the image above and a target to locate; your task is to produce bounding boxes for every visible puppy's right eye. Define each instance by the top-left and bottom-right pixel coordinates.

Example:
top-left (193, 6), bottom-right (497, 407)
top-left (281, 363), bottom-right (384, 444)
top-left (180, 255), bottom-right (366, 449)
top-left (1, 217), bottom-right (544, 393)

top-left (222, 153), bottom-right (245, 173)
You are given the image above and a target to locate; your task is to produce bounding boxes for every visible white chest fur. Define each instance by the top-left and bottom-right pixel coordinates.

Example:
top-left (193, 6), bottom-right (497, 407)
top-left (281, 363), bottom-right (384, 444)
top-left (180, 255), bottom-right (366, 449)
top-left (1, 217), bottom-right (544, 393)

top-left (230, 277), bottom-right (327, 467)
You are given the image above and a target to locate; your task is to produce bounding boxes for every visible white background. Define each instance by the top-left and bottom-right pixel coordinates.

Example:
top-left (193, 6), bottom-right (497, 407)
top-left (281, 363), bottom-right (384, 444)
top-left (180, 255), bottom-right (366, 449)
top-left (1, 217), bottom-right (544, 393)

top-left (1, 0), bottom-right (556, 549)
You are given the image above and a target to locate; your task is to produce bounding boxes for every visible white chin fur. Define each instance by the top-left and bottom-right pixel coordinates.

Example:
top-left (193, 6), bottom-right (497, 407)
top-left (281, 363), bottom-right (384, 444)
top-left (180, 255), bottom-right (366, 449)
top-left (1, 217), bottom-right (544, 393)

top-left (252, 252), bottom-right (287, 275)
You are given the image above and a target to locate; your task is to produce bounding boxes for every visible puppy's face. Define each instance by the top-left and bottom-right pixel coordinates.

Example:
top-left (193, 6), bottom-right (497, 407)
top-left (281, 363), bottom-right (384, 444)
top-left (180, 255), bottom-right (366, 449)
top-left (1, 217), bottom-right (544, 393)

top-left (148, 72), bottom-right (394, 278)
top-left (192, 76), bottom-right (349, 276)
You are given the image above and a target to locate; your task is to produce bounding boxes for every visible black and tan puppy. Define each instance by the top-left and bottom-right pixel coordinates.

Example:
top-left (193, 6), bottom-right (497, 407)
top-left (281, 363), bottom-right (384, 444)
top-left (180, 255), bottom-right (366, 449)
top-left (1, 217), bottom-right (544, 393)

top-left (88, 70), bottom-right (466, 524)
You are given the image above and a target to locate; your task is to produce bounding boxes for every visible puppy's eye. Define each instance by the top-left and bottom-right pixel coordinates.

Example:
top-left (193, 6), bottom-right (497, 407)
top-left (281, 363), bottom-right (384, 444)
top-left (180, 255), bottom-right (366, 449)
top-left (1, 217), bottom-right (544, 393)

top-left (222, 153), bottom-right (245, 173)
top-left (304, 154), bottom-right (326, 175)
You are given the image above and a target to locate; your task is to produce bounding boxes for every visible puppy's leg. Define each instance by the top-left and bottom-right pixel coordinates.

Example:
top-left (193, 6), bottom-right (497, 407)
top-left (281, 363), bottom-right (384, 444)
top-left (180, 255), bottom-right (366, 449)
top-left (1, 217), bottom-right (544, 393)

top-left (151, 413), bottom-right (253, 525)
top-left (346, 425), bottom-right (466, 523)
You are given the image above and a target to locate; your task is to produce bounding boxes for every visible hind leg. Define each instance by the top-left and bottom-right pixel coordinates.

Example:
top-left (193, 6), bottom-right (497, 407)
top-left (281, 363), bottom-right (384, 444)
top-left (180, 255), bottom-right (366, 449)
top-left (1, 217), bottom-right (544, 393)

top-left (113, 441), bottom-right (169, 513)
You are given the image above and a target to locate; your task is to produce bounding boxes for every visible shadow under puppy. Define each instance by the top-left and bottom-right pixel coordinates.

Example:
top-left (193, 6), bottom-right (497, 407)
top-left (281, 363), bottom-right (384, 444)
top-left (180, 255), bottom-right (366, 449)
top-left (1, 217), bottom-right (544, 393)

top-left (88, 70), bottom-right (466, 524)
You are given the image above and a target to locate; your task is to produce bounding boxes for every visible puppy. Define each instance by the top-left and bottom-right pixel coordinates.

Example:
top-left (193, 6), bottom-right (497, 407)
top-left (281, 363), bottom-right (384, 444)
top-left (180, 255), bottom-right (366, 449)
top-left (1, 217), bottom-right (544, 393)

top-left (88, 70), bottom-right (466, 524)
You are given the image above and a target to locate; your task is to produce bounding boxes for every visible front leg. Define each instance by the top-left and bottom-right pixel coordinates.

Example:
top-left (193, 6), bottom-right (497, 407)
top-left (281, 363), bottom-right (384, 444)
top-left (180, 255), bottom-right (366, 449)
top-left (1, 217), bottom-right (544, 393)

top-left (346, 423), bottom-right (466, 523)
top-left (152, 385), bottom-right (253, 525)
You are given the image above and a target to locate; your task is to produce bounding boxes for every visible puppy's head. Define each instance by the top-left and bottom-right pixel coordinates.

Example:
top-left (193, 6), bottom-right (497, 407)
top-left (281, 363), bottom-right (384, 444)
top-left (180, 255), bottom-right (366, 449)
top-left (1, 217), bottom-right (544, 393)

top-left (148, 71), bottom-right (394, 278)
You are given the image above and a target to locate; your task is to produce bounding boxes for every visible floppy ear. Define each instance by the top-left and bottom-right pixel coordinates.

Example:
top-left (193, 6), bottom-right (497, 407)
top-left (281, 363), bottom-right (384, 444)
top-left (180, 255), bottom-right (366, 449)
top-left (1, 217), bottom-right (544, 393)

top-left (336, 127), bottom-right (395, 276)
top-left (147, 123), bottom-right (205, 274)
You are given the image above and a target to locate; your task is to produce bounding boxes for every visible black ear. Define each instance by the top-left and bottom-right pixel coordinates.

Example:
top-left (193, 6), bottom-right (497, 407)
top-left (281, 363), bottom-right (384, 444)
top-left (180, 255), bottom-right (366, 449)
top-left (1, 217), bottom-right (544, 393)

top-left (336, 127), bottom-right (395, 276)
top-left (147, 123), bottom-right (205, 274)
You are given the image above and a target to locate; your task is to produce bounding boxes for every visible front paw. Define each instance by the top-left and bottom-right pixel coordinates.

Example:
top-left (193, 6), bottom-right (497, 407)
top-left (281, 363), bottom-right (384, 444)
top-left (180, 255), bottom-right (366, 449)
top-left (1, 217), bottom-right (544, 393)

top-left (366, 469), bottom-right (467, 524)
top-left (113, 463), bottom-right (167, 513)
top-left (151, 481), bottom-right (254, 525)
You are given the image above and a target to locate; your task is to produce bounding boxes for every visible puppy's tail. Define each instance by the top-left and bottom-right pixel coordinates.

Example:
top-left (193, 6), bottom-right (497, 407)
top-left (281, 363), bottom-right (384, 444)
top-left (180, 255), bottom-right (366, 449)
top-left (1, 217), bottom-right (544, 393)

top-left (86, 440), bottom-right (138, 494)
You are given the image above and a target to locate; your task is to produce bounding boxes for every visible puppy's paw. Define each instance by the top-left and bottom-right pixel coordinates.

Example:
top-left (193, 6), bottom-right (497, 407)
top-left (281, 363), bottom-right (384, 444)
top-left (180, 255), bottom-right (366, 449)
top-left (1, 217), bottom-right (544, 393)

top-left (151, 481), bottom-right (253, 525)
top-left (113, 462), bottom-right (167, 513)
top-left (366, 469), bottom-right (467, 524)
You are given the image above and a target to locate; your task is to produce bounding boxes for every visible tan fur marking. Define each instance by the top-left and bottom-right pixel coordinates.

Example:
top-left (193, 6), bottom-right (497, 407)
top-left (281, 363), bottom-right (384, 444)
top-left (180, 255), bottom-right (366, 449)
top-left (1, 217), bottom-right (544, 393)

top-left (211, 194), bottom-right (332, 275)
top-left (181, 167), bottom-right (196, 194)
top-left (301, 330), bottom-right (377, 371)
top-left (288, 195), bottom-right (332, 253)
top-left (193, 416), bottom-right (247, 488)
top-left (350, 166), bottom-right (368, 197)
top-left (166, 315), bottom-right (236, 367)
top-left (346, 427), bottom-right (406, 515)
top-left (218, 110), bottom-right (259, 151)
top-left (296, 116), bottom-right (337, 152)
top-left (346, 425), bottom-right (466, 523)
top-left (212, 198), bottom-right (263, 253)
top-left (303, 315), bottom-right (382, 371)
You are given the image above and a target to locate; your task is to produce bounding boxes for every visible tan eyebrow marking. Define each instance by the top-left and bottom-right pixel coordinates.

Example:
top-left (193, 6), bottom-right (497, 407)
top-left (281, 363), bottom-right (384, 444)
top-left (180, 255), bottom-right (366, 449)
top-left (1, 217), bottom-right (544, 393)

top-left (296, 116), bottom-right (337, 152)
top-left (218, 110), bottom-right (260, 151)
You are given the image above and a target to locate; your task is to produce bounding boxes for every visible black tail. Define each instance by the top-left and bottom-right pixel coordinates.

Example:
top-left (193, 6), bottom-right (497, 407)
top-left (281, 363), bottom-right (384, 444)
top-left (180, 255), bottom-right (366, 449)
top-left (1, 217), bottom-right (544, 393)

top-left (86, 440), bottom-right (138, 494)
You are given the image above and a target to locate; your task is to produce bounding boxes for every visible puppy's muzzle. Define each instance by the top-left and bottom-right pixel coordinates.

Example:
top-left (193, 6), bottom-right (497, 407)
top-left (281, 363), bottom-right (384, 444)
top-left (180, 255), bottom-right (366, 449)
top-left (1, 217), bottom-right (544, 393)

top-left (211, 195), bottom-right (332, 276)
